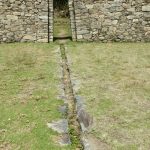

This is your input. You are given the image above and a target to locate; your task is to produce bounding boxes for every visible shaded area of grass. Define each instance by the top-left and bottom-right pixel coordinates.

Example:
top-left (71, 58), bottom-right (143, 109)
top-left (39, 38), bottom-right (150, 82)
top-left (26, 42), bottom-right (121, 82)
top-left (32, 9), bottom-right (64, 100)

top-left (67, 42), bottom-right (150, 149)
top-left (0, 43), bottom-right (72, 150)
top-left (54, 17), bottom-right (71, 38)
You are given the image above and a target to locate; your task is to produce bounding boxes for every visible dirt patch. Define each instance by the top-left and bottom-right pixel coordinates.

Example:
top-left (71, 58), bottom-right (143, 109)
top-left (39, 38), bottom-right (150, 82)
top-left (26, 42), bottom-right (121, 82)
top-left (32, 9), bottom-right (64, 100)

top-left (0, 142), bottom-right (17, 150)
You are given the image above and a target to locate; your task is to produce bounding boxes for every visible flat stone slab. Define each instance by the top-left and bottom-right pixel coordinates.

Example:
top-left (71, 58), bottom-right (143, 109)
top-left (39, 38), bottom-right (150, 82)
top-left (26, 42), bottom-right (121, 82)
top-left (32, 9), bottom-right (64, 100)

top-left (58, 105), bottom-right (67, 115)
top-left (75, 95), bottom-right (93, 132)
top-left (47, 119), bottom-right (68, 134)
top-left (82, 135), bottom-right (110, 150)
top-left (58, 133), bottom-right (71, 145)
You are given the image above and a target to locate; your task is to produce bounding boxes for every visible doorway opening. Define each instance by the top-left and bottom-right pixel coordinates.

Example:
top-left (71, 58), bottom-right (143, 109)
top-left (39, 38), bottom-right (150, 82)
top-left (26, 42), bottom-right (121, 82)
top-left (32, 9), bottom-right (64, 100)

top-left (53, 0), bottom-right (72, 41)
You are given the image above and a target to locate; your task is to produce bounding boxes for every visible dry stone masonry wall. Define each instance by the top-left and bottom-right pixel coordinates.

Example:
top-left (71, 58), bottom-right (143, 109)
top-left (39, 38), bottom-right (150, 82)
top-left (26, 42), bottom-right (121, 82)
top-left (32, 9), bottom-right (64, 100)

top-left (0, 0), bottom-right (53, 42)
top-left (0, 0), bottom-right (150, 42)
top-left (73, 0), bottom-right (150, 42)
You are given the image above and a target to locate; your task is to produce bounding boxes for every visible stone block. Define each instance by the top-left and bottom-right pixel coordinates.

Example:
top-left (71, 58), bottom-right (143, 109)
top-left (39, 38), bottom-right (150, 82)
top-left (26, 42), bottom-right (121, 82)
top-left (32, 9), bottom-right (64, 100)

top-left (142, 5), bottom-right (150, 12)
top-left (22, 35), bottom-right (35, 41)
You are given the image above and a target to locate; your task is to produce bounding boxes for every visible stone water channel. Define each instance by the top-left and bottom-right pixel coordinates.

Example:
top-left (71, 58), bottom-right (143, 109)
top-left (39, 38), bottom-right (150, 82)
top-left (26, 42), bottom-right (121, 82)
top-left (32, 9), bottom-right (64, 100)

top-left (48, 42), bottom-right (95, 149)
top-left (60, 44), bottom-right (83, 149)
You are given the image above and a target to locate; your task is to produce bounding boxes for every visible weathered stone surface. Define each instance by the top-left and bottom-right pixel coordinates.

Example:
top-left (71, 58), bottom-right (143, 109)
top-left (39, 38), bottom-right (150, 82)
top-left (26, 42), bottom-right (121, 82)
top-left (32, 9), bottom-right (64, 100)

top-left (0, 0), bottom-right (149, 42)
top-left (73, 0), bottom-right (150, 42)
top-left (142, 5), bottom-right (150, 12)
top-left (47, 119), bottom-right (68, 134)
top-left (22, 35), bottom-right (35, 41)
top-left (58, 134), bottom-right (71, 145)
top-left (75, 95), bottom-right (93, 132)
top-left (0, 0), bottom-right (53, 43)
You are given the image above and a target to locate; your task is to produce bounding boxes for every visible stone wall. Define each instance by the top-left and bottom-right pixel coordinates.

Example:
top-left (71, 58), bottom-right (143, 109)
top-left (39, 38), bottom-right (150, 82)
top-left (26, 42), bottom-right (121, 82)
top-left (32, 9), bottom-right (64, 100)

top-left (0, 0), bottom-right (150, 42)
top-left (73, 0), bottom-right (150, 42)
top-left (0, 0), bottom-right (53, 43)
top-left (69, 0), bottom-right (77, 41)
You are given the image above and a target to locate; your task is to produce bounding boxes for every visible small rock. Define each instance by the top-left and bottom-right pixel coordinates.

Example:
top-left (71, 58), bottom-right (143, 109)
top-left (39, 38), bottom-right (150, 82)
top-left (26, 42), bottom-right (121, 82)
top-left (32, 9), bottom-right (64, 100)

top-left (58, 105), bottom-right (67, 115)
top-left (59, 133), bottom-right (71, 145)
top-left (47, 119), bottom-right (68, 134)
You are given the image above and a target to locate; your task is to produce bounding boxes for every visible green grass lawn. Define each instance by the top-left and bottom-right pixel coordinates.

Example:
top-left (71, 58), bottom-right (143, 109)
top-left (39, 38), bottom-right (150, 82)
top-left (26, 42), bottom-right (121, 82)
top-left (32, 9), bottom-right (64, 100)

top-left (0, 43), bottom-right (72, 150)
top-left (54, 17), bottom-right (71, 38)
top-left (1, 42), bottom-right (150, 150)
top-left (67, 42), bottom-right (150, 149)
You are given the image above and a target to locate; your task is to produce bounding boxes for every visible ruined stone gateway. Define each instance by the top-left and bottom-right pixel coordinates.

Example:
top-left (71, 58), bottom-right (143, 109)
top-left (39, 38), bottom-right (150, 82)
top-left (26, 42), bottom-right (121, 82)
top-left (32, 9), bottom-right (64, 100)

top-left (0, 0), bottom-right (150, 42)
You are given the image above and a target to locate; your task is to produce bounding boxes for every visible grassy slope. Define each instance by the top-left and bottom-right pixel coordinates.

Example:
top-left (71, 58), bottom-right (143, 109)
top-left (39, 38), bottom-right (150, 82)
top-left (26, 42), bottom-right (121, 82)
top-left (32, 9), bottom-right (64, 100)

top-left (0, 43), bottom-right (71, 150)
top-left (67, 42), bottom-right (150, 149)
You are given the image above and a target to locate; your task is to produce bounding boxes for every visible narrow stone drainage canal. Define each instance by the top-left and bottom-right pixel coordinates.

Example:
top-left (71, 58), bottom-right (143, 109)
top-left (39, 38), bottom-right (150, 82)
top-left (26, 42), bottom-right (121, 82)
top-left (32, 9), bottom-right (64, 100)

top-left (60, 44), bottom-right (83, 149)
top-left (48, 42), bottom-right (93, 149)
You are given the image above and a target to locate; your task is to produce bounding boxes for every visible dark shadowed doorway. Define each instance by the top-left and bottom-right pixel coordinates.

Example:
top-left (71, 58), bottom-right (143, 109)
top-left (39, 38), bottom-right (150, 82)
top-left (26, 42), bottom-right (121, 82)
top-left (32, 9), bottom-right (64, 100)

top-left (53, 0), bottom-right (72, 41)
